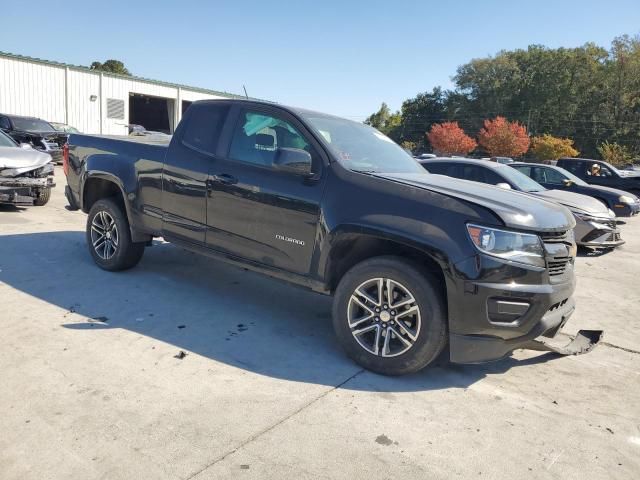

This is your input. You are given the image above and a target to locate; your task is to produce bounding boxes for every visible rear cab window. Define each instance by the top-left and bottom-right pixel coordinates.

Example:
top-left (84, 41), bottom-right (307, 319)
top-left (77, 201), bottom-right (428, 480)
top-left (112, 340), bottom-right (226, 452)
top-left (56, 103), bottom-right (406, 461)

top-left (181, 103), bottom-right (230, 155)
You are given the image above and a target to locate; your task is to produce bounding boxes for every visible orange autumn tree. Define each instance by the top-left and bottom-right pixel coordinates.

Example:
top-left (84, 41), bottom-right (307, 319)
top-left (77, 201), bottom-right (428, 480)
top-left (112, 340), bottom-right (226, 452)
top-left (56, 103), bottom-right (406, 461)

top-left (426, 122), bottom-right (477, 156)
top-left (477, 117), bottom-right (530, 157)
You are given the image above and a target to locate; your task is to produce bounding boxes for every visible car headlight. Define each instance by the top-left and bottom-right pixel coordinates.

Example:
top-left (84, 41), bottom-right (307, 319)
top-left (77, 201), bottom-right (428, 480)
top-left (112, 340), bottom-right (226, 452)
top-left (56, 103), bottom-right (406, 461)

top-left (619, 195), bottom-right (635, 204)
top-left (466, 224), bottom-right (545, 268)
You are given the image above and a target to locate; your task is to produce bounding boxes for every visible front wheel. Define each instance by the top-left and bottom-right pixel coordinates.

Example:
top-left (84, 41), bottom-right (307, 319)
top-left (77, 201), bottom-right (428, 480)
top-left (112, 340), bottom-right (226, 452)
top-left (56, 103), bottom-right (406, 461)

top-left (33, 187), bottom-right (51, 206)
top-left (86, 198), bottom-right (145, 271)
top-left (332, 256), bottom-right (447, 375)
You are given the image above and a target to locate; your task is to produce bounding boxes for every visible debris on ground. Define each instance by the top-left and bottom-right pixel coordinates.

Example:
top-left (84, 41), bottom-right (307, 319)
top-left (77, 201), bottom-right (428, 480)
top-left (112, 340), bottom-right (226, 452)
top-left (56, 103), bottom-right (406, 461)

top-left (174, 351), bottom-right (188, 360)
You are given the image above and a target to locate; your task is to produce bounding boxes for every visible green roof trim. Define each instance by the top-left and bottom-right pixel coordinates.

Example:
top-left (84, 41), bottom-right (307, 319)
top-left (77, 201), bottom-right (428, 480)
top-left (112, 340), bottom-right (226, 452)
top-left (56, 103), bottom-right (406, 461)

top-left (0, 50), bottom-right (248, 100)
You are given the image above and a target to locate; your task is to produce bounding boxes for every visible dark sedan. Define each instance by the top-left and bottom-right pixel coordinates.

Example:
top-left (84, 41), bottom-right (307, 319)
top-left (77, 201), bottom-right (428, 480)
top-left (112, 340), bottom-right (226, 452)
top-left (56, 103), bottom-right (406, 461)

top-left (510, 162), bottom-right (640, 217)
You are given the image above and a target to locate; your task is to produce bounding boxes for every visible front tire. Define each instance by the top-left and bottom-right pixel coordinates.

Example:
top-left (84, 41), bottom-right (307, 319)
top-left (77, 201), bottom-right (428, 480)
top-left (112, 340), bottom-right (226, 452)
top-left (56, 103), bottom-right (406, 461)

top-left (332, 256), bottom-right (447, 375)
top-left (86, 198), bottom-right (145, 271)
top-left (33, 187), bottom-right (51, 206)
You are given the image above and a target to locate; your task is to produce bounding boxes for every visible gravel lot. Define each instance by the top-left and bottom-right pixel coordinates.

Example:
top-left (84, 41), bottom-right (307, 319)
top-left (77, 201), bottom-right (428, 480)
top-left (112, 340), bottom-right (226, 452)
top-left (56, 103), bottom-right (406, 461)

top-left (1, 167), bottom-right (639, 480)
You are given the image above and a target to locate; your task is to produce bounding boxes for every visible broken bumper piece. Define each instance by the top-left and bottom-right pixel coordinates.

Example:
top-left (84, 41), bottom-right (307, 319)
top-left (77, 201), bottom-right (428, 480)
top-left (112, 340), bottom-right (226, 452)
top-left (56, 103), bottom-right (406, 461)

top-left (520, 330), bottom-right (603, 355)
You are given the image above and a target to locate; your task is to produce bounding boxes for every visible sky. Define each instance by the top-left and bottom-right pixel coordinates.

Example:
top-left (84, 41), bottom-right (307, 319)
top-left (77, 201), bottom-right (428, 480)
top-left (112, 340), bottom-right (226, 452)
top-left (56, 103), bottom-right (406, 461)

top-left (1, 0), bottom-right (639, 121)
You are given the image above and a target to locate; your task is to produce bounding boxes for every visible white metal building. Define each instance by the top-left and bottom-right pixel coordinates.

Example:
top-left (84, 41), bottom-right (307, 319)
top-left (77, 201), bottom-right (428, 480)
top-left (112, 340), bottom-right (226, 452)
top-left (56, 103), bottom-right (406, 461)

top-left (0, 51), bottom-right (244, 136)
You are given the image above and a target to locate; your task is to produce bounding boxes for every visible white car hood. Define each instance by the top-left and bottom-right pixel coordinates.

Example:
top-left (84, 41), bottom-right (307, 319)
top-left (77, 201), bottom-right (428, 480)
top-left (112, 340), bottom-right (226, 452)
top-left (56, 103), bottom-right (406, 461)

top-left (0, 146), bottom-right (53, 176)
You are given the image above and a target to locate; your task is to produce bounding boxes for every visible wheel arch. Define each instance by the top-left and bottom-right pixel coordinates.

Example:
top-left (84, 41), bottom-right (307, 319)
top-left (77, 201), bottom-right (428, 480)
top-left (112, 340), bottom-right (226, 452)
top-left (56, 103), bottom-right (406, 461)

top-left (323, 230), bottom-right (451, 303)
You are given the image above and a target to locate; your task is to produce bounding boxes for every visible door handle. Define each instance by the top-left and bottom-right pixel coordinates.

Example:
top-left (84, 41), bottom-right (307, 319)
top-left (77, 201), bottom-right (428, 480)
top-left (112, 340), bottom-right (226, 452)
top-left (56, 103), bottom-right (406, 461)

top-left (210, 173), bottom-right (238, 185)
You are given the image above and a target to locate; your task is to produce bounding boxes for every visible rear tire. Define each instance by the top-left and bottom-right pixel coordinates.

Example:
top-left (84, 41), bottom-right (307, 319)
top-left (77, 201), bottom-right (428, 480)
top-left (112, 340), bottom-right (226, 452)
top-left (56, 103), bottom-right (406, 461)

top-left (332, 256), bottom-right (447, 375)
top-left (86, 198), bottom-right (145, 271)
top-left (33, 187), bottom-right (51, 206)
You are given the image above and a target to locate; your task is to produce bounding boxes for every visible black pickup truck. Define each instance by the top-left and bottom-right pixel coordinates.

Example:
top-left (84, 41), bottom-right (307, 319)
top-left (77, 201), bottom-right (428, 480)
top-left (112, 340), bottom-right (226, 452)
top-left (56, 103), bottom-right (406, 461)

top-left (556, 158), bottom-right (640, 196)
top-left (65, 99), bottom-right (599, 375)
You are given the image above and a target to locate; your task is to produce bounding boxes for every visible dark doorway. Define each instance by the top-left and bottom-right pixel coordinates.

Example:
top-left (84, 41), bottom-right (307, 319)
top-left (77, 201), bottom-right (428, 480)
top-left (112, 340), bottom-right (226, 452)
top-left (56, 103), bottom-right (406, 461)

top-left (129, 93), bottom-right (175, 134)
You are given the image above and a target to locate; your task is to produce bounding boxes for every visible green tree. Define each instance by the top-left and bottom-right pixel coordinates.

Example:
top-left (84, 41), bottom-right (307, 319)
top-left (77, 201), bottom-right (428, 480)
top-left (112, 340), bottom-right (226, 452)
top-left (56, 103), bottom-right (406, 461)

top-left (364, 103), bottom-right (402, 138)
top-left (597, 141), bottom-right (634, 166)
top-left (90, 60), bottom-right (132, 76)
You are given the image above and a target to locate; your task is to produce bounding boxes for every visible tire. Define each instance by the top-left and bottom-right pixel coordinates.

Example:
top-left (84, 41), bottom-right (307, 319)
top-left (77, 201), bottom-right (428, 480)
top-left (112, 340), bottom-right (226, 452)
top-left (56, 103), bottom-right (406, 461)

top-left (332, 256), bottom-right (447, 375)
top-left (33, 187), bottom-right (51, 206)
top-left (86, 198), bottom-right (145, 271)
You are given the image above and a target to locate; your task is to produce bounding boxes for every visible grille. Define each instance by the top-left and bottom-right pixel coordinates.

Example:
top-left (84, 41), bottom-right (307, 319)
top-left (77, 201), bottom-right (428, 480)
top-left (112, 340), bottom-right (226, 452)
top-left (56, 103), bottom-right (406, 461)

top-left (539, 231), bottom-right (567, 241)
top-left (548, 257), bottom-right (571, 276)
top-left (540, 230), bottom-right (574, 277)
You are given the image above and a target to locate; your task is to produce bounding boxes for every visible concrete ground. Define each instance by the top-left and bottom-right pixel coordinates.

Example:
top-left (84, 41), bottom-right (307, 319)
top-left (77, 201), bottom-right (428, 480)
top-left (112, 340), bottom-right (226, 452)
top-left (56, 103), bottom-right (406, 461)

top-left (1, 167), bottom-right (639, 480)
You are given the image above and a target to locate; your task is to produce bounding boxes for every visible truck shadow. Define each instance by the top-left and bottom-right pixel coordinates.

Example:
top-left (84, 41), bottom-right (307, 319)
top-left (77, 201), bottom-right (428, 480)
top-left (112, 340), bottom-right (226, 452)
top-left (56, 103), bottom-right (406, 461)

top-left (0, 231), bottom-right (560, 392)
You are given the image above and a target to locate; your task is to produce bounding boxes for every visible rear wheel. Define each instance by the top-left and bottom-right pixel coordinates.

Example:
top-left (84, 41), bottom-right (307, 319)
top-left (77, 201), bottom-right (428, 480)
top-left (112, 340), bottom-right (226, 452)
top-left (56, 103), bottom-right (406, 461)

top-left (86, 198), bottom-right (145, 271)
top-left (332, 256), bottom-right (447, 375)
top-left (33, 187), bottom-right (51, 206)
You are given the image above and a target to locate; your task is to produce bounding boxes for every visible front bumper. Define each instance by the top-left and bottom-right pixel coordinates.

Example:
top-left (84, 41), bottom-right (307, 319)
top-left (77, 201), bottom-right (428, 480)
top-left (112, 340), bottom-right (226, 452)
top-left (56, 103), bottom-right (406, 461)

top-left (450, 296), bottom-right (576, 363)
top-left (613, 201), bottom-right (640, 217)
top-left (574, 216), bottom-right (624, 248)
top-left (0, 186), bottom-right (35, 205)
top-left (447, 230), bottom-right (580, 364)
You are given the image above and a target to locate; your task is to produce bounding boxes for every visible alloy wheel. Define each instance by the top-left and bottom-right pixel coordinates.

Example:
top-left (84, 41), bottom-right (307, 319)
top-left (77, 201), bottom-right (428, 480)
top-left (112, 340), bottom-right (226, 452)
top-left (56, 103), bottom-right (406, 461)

top-left (90, 210), bottom-right (119, 260)
top-left (347, 278), bottom-right (422, 357)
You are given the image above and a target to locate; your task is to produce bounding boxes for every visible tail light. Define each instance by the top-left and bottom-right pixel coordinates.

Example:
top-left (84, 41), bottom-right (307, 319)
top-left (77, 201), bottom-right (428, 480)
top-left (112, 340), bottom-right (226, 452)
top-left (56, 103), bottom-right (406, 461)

top-left (62, 143), bottom-right (69, 176)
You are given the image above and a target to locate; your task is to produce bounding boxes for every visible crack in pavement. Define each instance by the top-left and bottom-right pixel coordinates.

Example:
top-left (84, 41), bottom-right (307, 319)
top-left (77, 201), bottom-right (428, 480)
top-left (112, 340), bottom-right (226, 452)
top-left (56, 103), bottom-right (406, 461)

top-left (183, 368), bottom-right (366, 480)
top-left (557, 332), bottom-right (640, 355)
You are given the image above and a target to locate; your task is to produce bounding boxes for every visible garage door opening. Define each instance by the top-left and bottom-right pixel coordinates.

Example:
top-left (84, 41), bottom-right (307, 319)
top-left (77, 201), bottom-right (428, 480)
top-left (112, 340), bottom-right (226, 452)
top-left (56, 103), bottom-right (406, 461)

top-left (129, 93), bottom-right (176, 134)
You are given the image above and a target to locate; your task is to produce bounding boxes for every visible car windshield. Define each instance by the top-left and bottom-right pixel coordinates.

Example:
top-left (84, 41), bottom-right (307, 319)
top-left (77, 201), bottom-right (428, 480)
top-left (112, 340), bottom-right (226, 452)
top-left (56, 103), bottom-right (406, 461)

top-left (0, 130), bottom-right (17, 147)
top-left (301, 113), bottom-right (425, 174)
top-left (499, 165), bottom-right (546, 192)
top-left (554, 166), bottom-right (588, 186)
top-left (11, 117), bottom-right (55, 132)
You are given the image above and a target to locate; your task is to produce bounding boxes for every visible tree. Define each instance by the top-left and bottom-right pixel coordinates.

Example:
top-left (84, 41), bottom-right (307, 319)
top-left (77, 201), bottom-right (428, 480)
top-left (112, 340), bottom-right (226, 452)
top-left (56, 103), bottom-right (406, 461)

top-left (477, 117), bottom-right (530, 157)
top-left (400, 140), bottom-right (417, 153)
top-left (90, 60), bottom-right (131, 76)
top-left (427, 122), bottom-right (476, 156)
top-left (530, 134), bottom-right (579, 161)
top-left (364, 103), bottom-right (402, 137)
top-left (597, 141), bottom-right (634, 166)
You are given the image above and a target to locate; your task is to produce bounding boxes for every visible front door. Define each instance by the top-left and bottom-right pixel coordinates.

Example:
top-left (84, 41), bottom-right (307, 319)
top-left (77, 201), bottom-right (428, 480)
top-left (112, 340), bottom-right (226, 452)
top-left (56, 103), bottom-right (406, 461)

top-left (205, 106), bottom-right (326, 275)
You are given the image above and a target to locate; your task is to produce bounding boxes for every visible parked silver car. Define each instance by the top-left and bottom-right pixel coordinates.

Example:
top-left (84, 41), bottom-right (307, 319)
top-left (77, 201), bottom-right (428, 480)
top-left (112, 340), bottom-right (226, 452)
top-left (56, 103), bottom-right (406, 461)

top-left (0, 130), bottom-right (55, 206)
top-left (419, 157), bottom-right (623, 249)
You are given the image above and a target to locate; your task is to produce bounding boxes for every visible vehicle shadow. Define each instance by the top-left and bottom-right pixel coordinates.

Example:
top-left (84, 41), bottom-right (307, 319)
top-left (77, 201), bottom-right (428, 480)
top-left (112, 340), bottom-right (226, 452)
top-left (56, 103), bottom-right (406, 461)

top-left (0, 231), bottom-right (560, 392)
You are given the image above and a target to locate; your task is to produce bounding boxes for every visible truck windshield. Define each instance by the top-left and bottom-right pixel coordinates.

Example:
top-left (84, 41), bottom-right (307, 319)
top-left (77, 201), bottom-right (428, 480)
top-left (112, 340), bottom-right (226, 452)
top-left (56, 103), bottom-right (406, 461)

top-left (301, 113), bottom-right (424, 174)
top-left (11, 117), bottom-right (55, 133)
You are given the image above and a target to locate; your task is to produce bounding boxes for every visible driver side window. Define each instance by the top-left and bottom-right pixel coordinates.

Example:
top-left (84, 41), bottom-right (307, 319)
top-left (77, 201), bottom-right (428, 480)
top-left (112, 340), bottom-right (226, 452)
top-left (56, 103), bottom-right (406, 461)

top-left (228, 111), bottom-right (314, 172)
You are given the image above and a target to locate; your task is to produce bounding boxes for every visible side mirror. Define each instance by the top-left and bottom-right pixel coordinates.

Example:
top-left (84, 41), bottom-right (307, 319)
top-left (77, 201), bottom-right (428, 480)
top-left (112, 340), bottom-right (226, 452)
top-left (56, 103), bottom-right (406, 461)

top-left (274, 147), bottom-right (312, 175)
top-left (20, 143), bottom-right (33, 149)
top-left (563, 179), bottom-right (573, 187)
top-left (496, 182), bottom-right (512, 190)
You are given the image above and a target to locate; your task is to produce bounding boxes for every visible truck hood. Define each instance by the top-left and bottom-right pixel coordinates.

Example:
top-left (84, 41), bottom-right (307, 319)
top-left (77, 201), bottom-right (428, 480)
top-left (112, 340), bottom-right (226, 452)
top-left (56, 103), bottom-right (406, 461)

top-left (532, 189), bottom-right (612, 218)
top-left (0, 146), bottom-right (53, 176)
top-left (379, 173), bottom-right (575, 232)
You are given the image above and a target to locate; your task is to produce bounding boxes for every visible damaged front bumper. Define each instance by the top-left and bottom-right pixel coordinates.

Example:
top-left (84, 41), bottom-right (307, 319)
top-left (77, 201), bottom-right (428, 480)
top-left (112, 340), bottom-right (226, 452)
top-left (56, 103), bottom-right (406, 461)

top-left (0, 165), bottom-right (55, 205)
top-left (447, 238), bottom-right (603, 364)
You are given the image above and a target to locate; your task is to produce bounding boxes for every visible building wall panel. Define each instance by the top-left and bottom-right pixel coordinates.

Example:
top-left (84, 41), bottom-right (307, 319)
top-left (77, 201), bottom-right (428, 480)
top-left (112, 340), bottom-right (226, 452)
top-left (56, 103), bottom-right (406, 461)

top-left (0, 53), bottom-right (239, 136)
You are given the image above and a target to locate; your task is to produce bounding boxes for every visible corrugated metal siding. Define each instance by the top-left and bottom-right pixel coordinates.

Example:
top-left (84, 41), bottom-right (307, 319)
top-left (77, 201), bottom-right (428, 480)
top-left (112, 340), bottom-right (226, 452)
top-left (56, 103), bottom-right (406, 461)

top-left (0, 55), bottom-right (233, 135)
top-left (0, 56), bottom-right (65, 122)
top-left (67, 69), bottom-right (100, 133)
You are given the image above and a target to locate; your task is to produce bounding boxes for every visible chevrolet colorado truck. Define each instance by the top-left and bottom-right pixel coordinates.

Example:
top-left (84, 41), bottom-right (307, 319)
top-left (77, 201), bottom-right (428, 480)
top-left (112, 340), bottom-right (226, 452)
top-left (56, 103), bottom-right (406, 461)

top-left (65, 99), bottom-right (600, 375)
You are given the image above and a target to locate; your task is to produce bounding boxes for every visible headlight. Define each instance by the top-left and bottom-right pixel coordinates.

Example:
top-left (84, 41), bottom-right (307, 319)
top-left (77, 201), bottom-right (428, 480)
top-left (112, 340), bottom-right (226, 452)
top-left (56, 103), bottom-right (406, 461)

top-left (619, 195), bottom-right (635, 204)
top-left (466, 224), bottom-right (545, 268)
